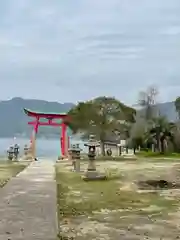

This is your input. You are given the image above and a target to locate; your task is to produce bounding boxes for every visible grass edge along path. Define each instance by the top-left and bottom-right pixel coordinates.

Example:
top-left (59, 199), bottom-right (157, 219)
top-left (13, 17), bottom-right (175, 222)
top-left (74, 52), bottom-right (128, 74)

top-left (56, 166), bottom-right (179, 239)
top-left (82, 154), bottom-right (180, 162)
top-left (136, 151), bottom-right (180, 159)
top-left (0, 162), bottom-right (28, 188)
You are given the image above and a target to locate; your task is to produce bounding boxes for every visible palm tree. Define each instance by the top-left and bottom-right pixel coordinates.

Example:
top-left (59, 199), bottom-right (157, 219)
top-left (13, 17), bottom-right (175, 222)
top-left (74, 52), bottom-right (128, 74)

top-left (147, 117), bottom-right (176, 153)
top-left (175, 97), bottom-right (180, 120)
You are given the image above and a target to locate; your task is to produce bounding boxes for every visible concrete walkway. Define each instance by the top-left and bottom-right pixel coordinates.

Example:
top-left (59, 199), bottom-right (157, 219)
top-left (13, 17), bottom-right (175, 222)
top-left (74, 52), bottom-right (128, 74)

top-left (0, 160), bottom-right (57, 240)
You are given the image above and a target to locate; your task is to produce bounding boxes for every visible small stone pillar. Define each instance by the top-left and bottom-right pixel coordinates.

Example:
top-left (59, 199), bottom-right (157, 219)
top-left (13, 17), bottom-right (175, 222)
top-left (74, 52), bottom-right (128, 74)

top-left (83, 135), bottom-right (107, 181)
top-left (68, 144), bottom-right (82, 172)
top-left (24, 145), bottom-right (28, 156)
top-left (23, 144), bottom-right (32, 160)
top-left (117, 143), bottom-right (121, 156)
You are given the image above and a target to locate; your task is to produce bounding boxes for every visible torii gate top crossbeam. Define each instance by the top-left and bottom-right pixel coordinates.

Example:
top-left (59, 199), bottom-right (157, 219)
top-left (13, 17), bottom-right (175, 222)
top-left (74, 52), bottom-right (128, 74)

top-left (24, 108), bottom-right (70, 158)
top-left (23, 108), bottom-right (68, 119)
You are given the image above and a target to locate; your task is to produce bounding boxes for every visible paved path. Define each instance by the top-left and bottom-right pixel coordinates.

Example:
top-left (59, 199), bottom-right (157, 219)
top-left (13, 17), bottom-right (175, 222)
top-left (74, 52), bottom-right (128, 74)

top-left (0, 160), bottom-right (57, 240)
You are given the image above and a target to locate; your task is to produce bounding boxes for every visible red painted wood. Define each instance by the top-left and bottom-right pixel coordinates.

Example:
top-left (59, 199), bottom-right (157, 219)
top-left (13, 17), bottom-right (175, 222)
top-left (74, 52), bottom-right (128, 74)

top-left (24, 108), bottom-right (68, 119)
top-left (28, 121), bottom-right (63, 127)
top-left (61, 123), bottom-right (67, 156)
top-left (27, 115), bottom-right (69, 158)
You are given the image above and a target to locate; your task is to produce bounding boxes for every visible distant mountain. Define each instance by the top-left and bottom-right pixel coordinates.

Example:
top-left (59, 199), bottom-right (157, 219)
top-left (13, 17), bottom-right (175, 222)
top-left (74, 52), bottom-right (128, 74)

top-left (157, 101), bottom-right (177, 122)
top-left (0, 98), bottom-right (177, 137)
top-left (0, 97), bottom-right (74, 137)
top-left (137, 101), bottom-right (178, 122)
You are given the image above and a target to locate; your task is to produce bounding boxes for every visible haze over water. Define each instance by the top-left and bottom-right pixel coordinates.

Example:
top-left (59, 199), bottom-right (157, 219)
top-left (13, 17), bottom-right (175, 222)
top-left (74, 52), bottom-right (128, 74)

top-left (0, 137), bottom-right (86, 159)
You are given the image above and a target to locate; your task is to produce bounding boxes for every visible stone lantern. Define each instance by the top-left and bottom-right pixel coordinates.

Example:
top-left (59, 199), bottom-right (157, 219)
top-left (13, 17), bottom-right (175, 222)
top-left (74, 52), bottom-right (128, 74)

top-left (7, 146), bottom-right (14, 161)
top-left (68, 144), bottom-right (82, 172)
top-left (13, 144), bottom-right (20, 161)
top-left (83, 135), bottom-right (107, 181)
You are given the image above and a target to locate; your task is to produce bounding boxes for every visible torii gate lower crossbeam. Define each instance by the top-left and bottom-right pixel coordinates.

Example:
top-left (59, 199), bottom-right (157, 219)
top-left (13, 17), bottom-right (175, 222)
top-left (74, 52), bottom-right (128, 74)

top-left (24, 108), bottom-right (70, 159)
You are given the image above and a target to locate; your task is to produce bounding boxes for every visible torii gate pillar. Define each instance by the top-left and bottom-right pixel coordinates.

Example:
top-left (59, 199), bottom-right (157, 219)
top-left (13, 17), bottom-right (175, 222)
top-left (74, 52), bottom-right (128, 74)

top-left (24, 108), bottom-right (70, 160)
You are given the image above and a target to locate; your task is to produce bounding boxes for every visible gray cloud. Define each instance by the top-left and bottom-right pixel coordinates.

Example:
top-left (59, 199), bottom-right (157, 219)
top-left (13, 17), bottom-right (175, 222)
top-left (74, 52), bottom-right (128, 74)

top-left (0, 0), bottom-right (180, 104)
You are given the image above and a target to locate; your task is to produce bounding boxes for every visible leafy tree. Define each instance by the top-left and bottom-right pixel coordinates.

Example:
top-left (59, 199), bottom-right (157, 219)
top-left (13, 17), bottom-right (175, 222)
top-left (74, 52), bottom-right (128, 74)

top-left (172, 123), bottom-right (180, 152)
top-left (174, 97), bottom-right (180, 120)
top-left (66, 96), bottom-right (136, 155)
top-left (129, 117), bottom-right (147, 153)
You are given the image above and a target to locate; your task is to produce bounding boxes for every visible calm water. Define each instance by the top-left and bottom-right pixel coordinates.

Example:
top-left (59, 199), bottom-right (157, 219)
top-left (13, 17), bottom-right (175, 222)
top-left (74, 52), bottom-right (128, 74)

top-left (0, 137), bottom-right (86, 158)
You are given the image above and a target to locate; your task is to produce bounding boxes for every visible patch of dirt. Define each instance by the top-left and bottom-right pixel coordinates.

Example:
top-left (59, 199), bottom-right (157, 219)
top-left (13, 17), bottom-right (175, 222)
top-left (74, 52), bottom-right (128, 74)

top-left (58, 160), bottom-right (180, 239)
top-left (59, 210), bottom-right (180, 240)
top-left (137, 179), bottom-right (180, 190)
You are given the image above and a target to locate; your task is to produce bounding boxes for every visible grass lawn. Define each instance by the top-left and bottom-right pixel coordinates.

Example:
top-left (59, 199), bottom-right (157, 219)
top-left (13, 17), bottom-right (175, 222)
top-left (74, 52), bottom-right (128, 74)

top-left (0, 161), bottom-right (28, 187)
top-left (82, 153), bottom-right (180, 162)
top-left (136, 151), bottom-right (180, 159)
top-left (56, 161), bottom-right (180, 239)
top-left (82, 155), bottom-right (138, 161)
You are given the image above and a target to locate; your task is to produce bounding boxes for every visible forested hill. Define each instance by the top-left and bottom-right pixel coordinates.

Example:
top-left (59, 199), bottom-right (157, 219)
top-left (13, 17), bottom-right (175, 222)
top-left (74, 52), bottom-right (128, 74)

top-left (0, 97), bottom-right (74, 137)
top-left (0, 97), bottom-right (177, 137)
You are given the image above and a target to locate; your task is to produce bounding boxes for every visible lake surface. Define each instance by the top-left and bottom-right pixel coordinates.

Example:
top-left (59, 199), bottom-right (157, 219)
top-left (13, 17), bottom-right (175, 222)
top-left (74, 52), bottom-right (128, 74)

top-left (0, 137), bottom-right (86, 158)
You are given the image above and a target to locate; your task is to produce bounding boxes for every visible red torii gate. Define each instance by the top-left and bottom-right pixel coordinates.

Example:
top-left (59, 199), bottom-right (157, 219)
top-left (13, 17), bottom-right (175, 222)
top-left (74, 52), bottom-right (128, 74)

top-left (24, 108), bottom-right (70, 159)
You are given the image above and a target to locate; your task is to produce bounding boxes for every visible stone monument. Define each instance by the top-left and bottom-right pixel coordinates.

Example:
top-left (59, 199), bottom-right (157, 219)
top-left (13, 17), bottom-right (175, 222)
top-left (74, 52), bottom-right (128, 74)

top-left (68, 144), bottom-right (82, 172)
top-left (82, 135), bottom-right (107, 181)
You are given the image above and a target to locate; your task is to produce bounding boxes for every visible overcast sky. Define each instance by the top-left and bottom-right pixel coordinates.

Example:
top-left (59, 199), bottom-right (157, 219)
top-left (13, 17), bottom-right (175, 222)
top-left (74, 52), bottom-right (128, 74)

top-left (0, 0), bottom-right (180, 105)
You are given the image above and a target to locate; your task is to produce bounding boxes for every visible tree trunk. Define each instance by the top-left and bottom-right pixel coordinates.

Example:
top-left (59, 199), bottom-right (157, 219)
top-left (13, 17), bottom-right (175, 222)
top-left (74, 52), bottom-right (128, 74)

top-left (100, 132), bottom-right (106, 156)
top-left (119, 146), bottom-right (122, 155)
top-left (133, 147), bottom-right (136, 154)
top-left (151, 144), bottom-right (155, 152)
top-left (164, 139), bottom-right (168, 153)
top-left (100, 141), bottom-right (106, 156)
top-left (156, 134), bottom-right (161, 152)
top-left (178, 112), bottom-right (180, 120)
top-left (160, 140), bottom-right (164, 153)
top-left (126, 146), bottom-right (128, 154)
